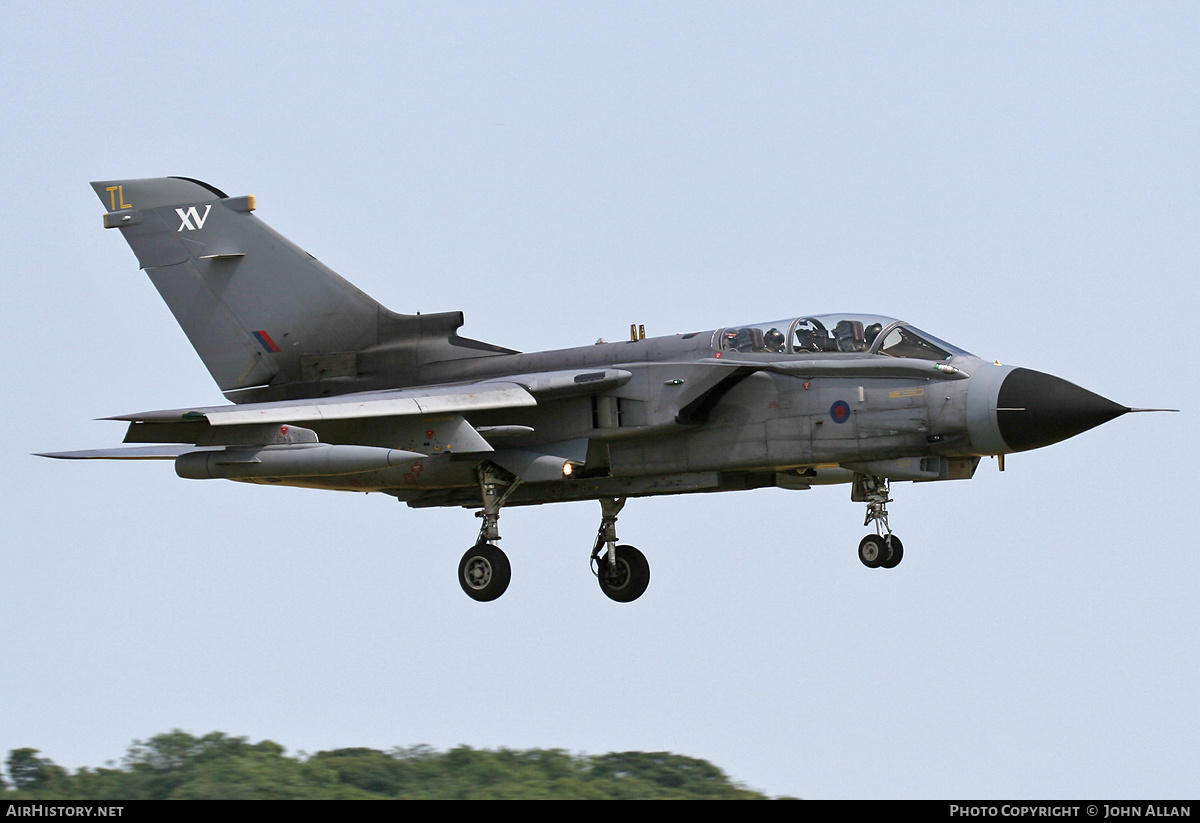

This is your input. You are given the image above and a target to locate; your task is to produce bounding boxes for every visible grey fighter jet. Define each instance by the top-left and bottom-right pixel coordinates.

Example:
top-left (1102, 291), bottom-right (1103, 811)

top-left (41, 176), bottom-right (1167, 603)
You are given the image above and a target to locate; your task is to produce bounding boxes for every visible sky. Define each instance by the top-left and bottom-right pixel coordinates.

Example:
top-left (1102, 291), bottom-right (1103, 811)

top-left (2, 2), bottom-right (1197, 800)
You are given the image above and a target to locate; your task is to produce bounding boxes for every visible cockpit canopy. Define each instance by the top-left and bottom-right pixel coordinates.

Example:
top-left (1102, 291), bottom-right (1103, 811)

top-left (717, 314), bottom-right (971, 361)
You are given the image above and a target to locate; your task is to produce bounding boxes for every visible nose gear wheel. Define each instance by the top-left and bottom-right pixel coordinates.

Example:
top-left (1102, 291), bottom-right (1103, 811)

top-left (858, 533), bottom-right (903, 569)
top-left (853, 475), bottom-right (904, 569)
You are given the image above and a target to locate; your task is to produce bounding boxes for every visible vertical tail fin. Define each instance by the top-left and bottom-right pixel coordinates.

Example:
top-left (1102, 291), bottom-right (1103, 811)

top-left (97, 177), bottom-right (393, 400)
top-left (93, 177), bottom-right (515, 401)
top-left (93, 177), bottom-right (386, 396)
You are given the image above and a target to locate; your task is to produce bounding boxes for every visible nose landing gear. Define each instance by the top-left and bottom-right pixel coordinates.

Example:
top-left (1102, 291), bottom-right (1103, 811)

top-left (854, 474), bottom-right (904, 569)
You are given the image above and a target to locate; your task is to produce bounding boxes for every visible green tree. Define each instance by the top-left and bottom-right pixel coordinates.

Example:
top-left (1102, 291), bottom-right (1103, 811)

top-left (6, 749), bottom-right (66, 793)
top-left (121, 730), bottom-right (258, 799)
top-left (310, 747), bottom-right (404, 795)
top-left (3, 733), bottom-right (772, 799)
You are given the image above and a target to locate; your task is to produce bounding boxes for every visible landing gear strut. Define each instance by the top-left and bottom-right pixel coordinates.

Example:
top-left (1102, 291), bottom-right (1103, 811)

top-left (458, 463), bottom-right (523, 602)
top-left (456, 479), bottom-right (652, 602)
top-left (589, 497), bottom-right (650, 602)
top-left (853, 474), bottom-right (903, 569)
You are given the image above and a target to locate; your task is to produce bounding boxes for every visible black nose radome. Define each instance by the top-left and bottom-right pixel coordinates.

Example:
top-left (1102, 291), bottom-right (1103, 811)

top-left (996, 368), bottom-right (1129, 453)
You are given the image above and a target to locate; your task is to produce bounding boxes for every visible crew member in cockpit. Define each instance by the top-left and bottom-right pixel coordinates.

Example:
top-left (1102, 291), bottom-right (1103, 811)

top-left (764, 328), bottom-right (785, 353)
top-left (864, 322), bottom-right (883, 348)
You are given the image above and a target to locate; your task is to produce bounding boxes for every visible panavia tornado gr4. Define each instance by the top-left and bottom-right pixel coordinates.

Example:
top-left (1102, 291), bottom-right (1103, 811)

top-left (41, 177), bottom-right (1170, 603)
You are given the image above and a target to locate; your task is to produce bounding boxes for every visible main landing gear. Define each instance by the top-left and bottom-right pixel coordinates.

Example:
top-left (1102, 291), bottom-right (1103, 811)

top-left (457, 467), bottom-right (651, 603)
top-left (458, 464), bottom-right (522, 602)
top-left (854, 474), bottom-right (904, 570)
top-left (589, 497), bottom-right (650, 603)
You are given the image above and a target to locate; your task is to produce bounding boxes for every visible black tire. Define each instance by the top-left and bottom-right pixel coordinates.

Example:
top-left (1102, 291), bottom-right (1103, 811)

top-left (879, 534), bottom-right (904, 569)
top-left (858, 534), bottom-right (887, 568)
top-left (458, 543), bottom-right (511, 601)
top-left (597, 544), bottom-right (651, 603)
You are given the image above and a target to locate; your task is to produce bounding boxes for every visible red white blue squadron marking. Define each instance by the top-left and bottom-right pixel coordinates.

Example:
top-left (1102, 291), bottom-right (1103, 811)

top-left (252, 330), bottom-right (281, 353)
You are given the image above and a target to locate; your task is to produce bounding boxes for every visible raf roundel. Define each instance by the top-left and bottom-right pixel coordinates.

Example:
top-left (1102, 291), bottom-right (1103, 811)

top-left (830, 400), bottom-right (851, 423)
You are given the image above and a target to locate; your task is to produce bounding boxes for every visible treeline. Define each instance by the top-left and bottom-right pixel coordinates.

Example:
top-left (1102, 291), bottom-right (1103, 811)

top-left (2, 730), bottom-right (770, 799)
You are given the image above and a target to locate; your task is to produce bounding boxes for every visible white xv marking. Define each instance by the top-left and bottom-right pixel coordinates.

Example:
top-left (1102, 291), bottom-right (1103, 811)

top-left (176, 204), bottom-right (212, 231)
